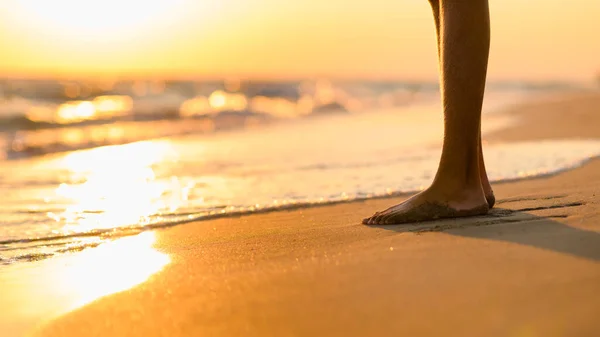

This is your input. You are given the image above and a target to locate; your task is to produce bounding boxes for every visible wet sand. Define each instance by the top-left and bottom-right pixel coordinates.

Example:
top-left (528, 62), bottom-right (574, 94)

top-left (8, 92), bottom-right (600, 337)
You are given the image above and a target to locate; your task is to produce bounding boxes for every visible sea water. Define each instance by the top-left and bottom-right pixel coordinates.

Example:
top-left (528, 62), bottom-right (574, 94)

top-left (1, 85), bottom-right (599, 264)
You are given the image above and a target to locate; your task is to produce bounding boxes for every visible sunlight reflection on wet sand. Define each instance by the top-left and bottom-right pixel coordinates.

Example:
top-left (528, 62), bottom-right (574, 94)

top-left (0, 232), bottom-right (169, 336)
top-left (53, 232), bottom-right (170, 310)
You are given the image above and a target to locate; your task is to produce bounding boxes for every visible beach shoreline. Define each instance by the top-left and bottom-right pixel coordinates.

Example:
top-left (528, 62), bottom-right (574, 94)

top-left (2, 90), bottom-right (600, 337)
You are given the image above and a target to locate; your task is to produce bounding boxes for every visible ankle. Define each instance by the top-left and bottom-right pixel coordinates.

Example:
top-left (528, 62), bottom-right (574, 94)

top-left (431, 174), bottom-right (482, 195)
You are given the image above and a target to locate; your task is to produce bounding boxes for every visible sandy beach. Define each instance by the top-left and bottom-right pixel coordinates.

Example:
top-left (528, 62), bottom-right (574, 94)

top-left (3, 92), bottom-right (600, 337)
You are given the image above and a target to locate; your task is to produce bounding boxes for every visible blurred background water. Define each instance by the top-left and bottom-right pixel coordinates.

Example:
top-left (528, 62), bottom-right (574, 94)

top-left (1, 79), bottom-right (600, 264)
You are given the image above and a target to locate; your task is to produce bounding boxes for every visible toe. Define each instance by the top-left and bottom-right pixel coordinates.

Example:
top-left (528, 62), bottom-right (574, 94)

top-left (377, 207), bottom-right (399, 224)
top-left (362, 212), bottom-right (379, 225)
top-left (366, 214), bottom-right (377, 225)
top-left (372, 212), bottom-right (387, 225)
top-left (381, 214), bottom-right (396, 225)
top-left (381, 216), bottom-right (393, 225)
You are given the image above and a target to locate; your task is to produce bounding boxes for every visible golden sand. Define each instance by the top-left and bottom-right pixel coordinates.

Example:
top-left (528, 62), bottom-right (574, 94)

top-left (5, 92), bottom-right (600, 337)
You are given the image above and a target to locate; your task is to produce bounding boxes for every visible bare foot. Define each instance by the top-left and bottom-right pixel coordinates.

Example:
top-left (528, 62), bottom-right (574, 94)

top-left (362, 184), bottom-right (489, 225)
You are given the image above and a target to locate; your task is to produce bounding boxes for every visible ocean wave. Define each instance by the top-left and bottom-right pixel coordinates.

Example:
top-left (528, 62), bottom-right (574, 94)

top-left (0, 191), bottom-right (405, 265)
top-left (2, 149), bottom-right (599, 266)
top-left (1, 110), bottom-right (278, 159)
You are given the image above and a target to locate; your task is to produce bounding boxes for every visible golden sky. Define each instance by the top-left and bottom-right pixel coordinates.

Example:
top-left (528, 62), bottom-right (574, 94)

top-left (1, 0), bottom-right (599, 81)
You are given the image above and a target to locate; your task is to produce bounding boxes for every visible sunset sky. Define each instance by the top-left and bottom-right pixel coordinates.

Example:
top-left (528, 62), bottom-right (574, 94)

top-left (1, 0), bottom-right (599, 81)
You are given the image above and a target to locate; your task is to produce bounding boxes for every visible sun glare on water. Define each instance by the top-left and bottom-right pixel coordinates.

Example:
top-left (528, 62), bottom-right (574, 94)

top-left (54, 140), bottom-right (180, 233)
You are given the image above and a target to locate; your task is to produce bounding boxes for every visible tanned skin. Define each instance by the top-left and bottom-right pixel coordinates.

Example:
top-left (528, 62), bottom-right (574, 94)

top-left (363, 0), bottom-right (493, 225)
